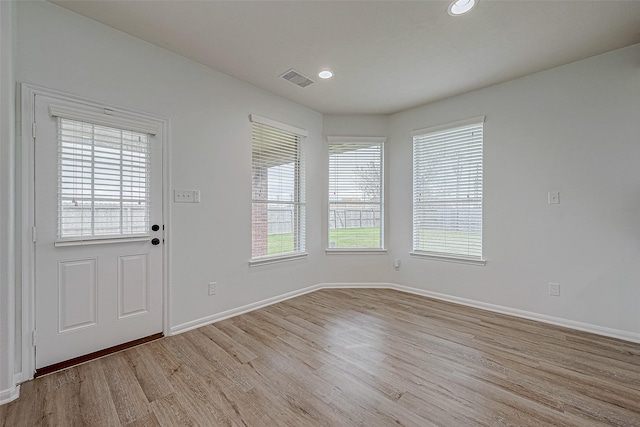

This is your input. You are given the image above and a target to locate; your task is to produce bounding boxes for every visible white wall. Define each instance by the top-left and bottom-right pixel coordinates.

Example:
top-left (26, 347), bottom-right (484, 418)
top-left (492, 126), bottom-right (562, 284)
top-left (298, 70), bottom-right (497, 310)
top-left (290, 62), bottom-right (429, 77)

top-left (0, 0), bottom-right (17, 405)
top-left (15, 1), bottom-right (324, 334)
top-left (387, 43), bottom-right (640, 335)
top-left (323, 114), bottom-right (389, 138)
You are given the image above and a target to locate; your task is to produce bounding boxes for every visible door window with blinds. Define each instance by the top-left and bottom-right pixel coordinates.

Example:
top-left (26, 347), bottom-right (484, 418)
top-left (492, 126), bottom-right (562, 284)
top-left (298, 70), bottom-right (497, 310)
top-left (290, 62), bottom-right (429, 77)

top-left (57, 118), bottom-right (151, 240)
top-left (412, 117), bottom-right (484, 260)
top-left (328, 138), bottom-right (384, 249)
top-left (250, 115), bottom-right (306, 260)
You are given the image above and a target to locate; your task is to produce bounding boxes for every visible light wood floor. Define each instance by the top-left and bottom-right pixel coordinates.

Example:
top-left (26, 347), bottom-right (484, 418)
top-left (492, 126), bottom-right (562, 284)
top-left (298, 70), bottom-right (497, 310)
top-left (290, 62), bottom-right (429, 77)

top-left (2, 288), bottom-right (640, 426)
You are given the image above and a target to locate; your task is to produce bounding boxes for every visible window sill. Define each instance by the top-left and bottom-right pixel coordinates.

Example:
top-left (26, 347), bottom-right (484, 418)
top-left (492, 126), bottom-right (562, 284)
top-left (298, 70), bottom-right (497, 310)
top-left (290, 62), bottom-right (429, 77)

top-left (409, 251), bottom-right (486, 266)
top-left (249, 252), bottom-right (308, 267)
top-left (55, 236), bottom-right (150, 247)
top-left (325, 248), bottom-right (388, 255)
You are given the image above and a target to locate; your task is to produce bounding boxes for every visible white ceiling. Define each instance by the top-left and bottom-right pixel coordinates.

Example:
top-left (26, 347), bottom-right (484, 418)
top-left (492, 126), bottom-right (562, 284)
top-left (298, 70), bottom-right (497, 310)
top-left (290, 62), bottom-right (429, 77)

top-left (49, 0), bottom-right (640, 115)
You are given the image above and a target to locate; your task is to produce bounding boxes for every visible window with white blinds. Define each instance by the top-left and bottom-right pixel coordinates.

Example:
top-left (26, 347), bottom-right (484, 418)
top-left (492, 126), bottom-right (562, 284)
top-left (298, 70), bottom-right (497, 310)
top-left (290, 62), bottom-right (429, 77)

top-left (412, 117), bottom-right (483, 260)
top-left (58, 117), bottom-right (151, 240)
top-left (328, 139), bottom-right (384, 249)
top-left (251, 116), bottom-right (306, 259)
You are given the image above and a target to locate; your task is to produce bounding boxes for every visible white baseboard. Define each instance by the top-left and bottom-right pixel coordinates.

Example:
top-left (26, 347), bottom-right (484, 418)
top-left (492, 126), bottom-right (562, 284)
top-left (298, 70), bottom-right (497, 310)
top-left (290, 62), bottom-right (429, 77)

top-left (171, 282), bottom-right (640, 345)
top-left (318, 282), bottom-right (394, 289)
top-left (170, 284), bottom-right (322, 335)
top-left (170, 282), bottom-right (397, 335)
top-left (0, 384), bottom-right (20, 405)
top-left (390, 284), bottom-right (640, 344)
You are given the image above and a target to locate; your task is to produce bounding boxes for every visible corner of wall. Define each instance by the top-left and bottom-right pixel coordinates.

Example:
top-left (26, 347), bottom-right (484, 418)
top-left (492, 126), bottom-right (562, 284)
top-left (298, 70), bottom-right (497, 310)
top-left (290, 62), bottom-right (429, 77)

top-left (0, 0), bottom-right (18, 406)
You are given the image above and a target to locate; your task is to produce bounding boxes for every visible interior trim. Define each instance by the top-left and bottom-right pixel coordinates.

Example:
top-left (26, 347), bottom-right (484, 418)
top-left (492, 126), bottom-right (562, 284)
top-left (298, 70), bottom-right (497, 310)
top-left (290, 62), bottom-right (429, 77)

top-left (325, 248), bottom-right (388, 255)
top-left (54, 236), bottom-right (150, 247)
top-left (409, 251), bottom-right (486, 266)
top-left (249, 114), bottom-right (308, 137)
top-left (411, 115), bottom-right (485, 137)
top-left (49, 104), bottom-right (160, 135)
top-left (171, 282), bottom-right (640, 345)
top-left (0, 384), bottom-right (20, 406)
top-left (326, 136), bottom-right (387, 143)
top-left (248, 252), bottom-right (308, 267)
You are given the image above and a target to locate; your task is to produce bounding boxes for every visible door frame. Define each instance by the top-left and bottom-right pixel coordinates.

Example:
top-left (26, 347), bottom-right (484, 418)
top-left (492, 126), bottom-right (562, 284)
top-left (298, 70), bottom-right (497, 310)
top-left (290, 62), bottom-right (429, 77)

top-left (19, 83), bottom-right (171, 380)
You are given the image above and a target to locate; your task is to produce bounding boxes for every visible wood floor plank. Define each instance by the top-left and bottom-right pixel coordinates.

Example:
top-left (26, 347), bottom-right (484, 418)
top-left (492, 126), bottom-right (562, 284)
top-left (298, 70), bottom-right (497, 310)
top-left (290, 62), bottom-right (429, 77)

top-left (199, 324), bottom-right (258, 364)
top-left (149, 393), bottom-right (195, 427)
top-left (4, 288), bottom-right (640, 426)
top-left (164, 332), bottom-right (287, 427)
top-left (124, 344), bottom-right (175, 403)
top-left (76, 361), bottom-right (122, 427)
top-left (180, 330), bottom-right (255, 393)
top-left (314, 361), bottom-right (438, 426)
top-left (124, 412), bottom-right (161, 427)
top-left (40, 368), bottom-right (83, 426)
top-left (157, 336), bottom-right (244, 426)
top-left (101, 353), bottom-right (153, 425)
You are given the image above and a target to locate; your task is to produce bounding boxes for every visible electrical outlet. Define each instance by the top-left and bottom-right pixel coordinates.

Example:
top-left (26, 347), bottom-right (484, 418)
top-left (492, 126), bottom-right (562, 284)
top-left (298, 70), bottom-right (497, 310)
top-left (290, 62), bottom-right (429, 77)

top-left (208, 282), bottom-right (217, 295)
top-left (393, 259), bottom-right (401, 270)
top-left (549, 282), bottom-right (560, 296)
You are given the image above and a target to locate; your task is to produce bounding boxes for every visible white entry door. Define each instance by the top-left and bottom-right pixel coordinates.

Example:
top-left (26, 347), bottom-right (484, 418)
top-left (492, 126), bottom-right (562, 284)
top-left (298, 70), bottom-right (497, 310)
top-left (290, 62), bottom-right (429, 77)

top-left (33, 94), bottom-right (164, 370)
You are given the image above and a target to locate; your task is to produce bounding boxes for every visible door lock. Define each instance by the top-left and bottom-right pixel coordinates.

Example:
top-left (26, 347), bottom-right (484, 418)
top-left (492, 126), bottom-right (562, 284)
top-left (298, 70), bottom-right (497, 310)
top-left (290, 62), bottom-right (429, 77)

top-left (151, 238), bottom-right (161, 245)
top-left (151, 224), bottom-right (160, 232)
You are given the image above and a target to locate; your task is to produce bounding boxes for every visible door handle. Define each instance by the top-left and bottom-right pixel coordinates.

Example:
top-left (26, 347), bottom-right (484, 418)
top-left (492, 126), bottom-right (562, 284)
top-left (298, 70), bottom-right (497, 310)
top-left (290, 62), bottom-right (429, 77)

top-left (151, 238), bottom-right (161, 246)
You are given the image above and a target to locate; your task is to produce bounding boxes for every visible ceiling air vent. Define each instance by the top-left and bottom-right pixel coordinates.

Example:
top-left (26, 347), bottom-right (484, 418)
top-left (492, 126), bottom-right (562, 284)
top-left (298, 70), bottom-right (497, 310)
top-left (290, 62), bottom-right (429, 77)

top-left (280, 69), bottom-right (314, 88)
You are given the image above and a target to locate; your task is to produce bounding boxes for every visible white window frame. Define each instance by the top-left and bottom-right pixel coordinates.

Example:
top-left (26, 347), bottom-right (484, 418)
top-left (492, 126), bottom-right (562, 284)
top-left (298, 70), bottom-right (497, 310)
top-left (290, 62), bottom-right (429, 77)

top-left (326, 136), bottom-right (386, 255)
top-left (411, 116), bottom-right (486, 266)
top-left (249, 114), bottom-right (307, 266)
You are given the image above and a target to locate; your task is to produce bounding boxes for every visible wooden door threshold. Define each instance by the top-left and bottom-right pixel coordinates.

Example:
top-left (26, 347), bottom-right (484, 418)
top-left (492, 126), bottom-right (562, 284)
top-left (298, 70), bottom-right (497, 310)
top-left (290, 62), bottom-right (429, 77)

top-left (35, 332), bottom-right (164, 378)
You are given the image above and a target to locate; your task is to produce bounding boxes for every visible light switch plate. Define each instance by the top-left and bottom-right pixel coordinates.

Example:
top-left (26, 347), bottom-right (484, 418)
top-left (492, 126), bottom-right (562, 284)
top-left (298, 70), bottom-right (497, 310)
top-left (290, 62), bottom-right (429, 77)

top-left (548, 191), bottom-right (560, 204)
top-left (174, 189), bottom-right (200, 203)
top-left (549, 282), bottom-right (560, 296)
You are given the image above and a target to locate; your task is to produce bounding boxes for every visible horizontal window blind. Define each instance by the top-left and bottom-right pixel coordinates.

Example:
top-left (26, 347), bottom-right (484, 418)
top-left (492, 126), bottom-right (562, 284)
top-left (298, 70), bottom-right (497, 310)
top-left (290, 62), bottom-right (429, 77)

top-left (251, 120), bottom-right (305, 258)
top-left (58, 118), bottom-right (151, 239)
top-left (413, 121), bottom-right (483, 258)
top-left (329, 142), bottom-right (383, 248)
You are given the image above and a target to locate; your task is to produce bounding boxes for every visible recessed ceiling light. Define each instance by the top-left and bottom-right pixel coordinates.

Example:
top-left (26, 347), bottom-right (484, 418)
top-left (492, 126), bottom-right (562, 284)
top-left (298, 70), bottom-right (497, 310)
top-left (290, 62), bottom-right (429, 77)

top-left (318, 70), bottom-right (334, 79)
top-left (448, 0), bottom-right (477, 16)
